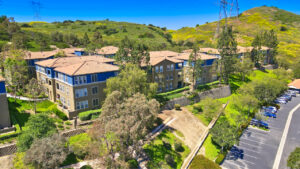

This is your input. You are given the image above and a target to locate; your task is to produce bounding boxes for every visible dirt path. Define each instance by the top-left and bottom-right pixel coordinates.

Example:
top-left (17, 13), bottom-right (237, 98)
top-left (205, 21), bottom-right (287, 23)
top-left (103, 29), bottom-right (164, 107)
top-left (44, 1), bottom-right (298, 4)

top-left (0, 155), bottom-right (14, 169)
top-left (159, 108), bottom-right (207, 150)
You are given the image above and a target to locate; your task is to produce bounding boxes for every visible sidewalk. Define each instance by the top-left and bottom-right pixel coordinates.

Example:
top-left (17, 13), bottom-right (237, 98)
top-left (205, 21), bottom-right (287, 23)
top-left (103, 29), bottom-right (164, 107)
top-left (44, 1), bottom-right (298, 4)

top-left (6, 93), bottom-right (47, 101)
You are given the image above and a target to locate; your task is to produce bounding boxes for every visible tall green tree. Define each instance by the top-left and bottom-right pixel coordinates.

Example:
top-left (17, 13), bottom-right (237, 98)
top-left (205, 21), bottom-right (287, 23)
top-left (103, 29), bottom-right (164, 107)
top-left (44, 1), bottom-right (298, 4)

top-left (210, 119), bottom-right (238, 152)
top-left (26, 78), bottom-right (45, 114)
top-left (251, 34), bottom-right (263, 67)
top-left (262, 29), bottom-right (278, 64)
top-left (4, 49), bottom-right (29, 102)
top-left (89, 91), bottom-right (160, 168)
top-left (24, 134), bottom-right (69, 169)
top-left (199, 97), bottom-right (223, 120)
top-left (93, 31), bottom-right (103, 44)
top-left (105, 64), bottom-right (157, 98)
top-left (188, 46), bottom-right (204, 91)
top-left (115, 36), bottom-right (150, 67)
top-left (217, 26), bottom-right (238, 84)
top-left (17, 113), bottom-right (57, 151)
top-left (235, 53), bottom-right (254, 81)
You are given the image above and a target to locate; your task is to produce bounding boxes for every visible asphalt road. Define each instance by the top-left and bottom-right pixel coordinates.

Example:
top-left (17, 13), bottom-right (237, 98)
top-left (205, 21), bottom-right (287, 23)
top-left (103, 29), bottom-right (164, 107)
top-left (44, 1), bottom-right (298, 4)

top-left (221, 95), bottom-right (300, 169)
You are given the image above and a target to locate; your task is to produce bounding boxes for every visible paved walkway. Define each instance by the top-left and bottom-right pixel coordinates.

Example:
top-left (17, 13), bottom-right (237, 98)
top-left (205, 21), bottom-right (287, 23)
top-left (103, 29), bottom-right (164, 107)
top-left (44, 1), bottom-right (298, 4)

top-left (6, 93), bottom-right (47, 101)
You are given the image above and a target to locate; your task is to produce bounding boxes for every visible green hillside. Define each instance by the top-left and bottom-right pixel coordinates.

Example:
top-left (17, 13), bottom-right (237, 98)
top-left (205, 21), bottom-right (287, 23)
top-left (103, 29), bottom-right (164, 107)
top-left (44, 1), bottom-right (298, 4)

top-left (171, 6), bottom-right (300, 67)
top-left (19, 20), bottom-right (173, 50)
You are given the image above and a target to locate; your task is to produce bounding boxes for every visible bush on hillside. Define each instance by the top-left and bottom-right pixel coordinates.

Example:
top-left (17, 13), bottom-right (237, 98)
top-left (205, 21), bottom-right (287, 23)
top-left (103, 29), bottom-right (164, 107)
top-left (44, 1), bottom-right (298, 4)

top-left (68, 133), bottom-right (92, 159)
top-left (174, 104), bottom-right (181, 110)
top-left (174, 142), bottom-right (185, 152)
top-left (189, 155), bottom-right (221, 169)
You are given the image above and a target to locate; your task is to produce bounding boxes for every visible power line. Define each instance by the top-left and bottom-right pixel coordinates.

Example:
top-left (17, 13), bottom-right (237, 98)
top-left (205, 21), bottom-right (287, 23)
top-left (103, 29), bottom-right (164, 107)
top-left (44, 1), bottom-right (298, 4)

top-left (31, 0), bottom-right (42, 20)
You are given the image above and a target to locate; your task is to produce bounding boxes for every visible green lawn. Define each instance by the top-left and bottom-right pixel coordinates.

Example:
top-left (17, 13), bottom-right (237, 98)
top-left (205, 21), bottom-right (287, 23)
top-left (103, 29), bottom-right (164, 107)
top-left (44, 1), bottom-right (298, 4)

top-left (202, 134), bottom-right (220, 161)
top-left (144, 129), bottom-right (190, 169)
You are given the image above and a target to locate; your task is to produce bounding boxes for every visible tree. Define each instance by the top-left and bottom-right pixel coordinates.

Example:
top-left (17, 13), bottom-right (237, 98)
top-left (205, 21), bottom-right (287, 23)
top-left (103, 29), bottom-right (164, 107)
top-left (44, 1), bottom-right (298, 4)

top-left (105, 64), bottom-right (157, 98)
top-left (188, 46), bottom-right (204, 91)
top-left (11, 33), bottom-right (27, 49)
top-left (217, 26), bottom-right (238, 84)
top-left (287, 147), bottom-right (300, 169)
top-left (199, 97), bottom-right (223, 120)
top-left (26, 78), bottom-right (45, 114)
top-left (293, 61), bottom-right (300, 79)
top-left (93, 31), bottom-right (103, 44)
top-left (51, 31), bottom-right (64, 42)
top-left (251, 34), bottom-right (263, 67)
top-left (24, 134), bottom-right (69, 169)
top-left (17, 113), bottom-right (57, 151)
top-left (115, 36), bottom-right (150, 67)
top-left (232, 94), bottom-right (259, 116)
top-left (235, 53), bottom-right (254, 81)
top-left (82, 32), bottom-right (90, 47)
top-left (4, 49), bottom-right (29, 102)
top-left (262, 29), bottom-right (278, 64)
top-left (89, 91), bottom-right (160, 167)
top-left (210, 119), bottom-right (238, 152)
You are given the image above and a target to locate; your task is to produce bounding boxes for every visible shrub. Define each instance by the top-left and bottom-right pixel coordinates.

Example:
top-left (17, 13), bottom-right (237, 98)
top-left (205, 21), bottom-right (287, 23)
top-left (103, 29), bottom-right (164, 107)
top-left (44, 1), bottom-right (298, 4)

top-left (174, 104), bottom-right (181, 110)
top-left (78, 109), bottom-right (101, 121)
top-left (193, 104), bottom-right (203, 112)
top-left (189, 155), bottom-right (221, 169)
top-left (165, 154), bottom-right (175, 168)
top-left (215, 152), bottom-right (226, 164)
top-left (80, 165), bottom-right (93, 169)
top-left (52, 107), bottom-right (68, 120)
top-left (127, 159), bottom-right (139, 169)
top-left (138, 32), bottom-right (155, 38)
top-left (163, 141), bottom-right (172, 150)
top-left (174, 142), bottom-right (185, 152)
top-left (13, 152), bottom-right (34, 169)
top-left (104, 28), bottom-right (118, 35)
top-left (65, 121), bottom-right (72, 125)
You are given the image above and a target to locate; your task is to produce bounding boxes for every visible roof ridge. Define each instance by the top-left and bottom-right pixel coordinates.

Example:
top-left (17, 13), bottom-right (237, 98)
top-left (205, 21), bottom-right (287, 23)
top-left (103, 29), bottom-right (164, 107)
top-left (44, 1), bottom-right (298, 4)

top-left (72, 61), bottom-right (87, 76)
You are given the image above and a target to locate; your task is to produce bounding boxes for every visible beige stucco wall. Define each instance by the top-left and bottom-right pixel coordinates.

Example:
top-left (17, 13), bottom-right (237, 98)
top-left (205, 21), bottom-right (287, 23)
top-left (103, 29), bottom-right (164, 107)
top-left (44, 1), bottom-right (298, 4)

top-left (0, 94), bottom-right (11, 128)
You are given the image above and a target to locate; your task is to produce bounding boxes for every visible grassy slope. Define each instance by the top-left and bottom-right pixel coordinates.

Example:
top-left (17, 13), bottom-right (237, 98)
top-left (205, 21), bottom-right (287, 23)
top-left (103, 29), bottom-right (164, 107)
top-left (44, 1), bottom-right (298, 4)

top-left (171, 6), bottom-right (300, 65)
top-left (20, 20), bottom-right (172, 49)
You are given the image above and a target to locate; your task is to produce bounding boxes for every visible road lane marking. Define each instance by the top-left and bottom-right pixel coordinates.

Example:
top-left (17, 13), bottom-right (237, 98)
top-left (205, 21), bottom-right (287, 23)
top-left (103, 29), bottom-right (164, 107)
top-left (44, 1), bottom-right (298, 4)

top-left (272, 103), bottom-right (300, 169)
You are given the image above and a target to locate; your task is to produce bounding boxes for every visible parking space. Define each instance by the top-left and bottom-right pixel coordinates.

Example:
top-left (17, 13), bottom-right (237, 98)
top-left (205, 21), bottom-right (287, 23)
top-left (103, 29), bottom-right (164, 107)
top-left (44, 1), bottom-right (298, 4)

top-left (222, 94), bottom-right (300, 169)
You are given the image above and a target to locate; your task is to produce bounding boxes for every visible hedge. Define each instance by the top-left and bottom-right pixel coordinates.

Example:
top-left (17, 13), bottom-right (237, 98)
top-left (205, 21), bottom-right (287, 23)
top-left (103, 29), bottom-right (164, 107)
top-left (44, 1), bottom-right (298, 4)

top-left (215, 152), bottom-right (226, 164)
top-left (189, 155), bottom-right (221, 169)
top-left (78, 109), bottom-right (102, 121)
top-left (157, 86), bottom-right (190, 97)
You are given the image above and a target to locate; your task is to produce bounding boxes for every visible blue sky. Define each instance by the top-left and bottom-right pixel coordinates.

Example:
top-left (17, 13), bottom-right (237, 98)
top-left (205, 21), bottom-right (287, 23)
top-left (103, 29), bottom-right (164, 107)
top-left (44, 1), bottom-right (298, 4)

top-left (1, 0), bottom-right (299, 29)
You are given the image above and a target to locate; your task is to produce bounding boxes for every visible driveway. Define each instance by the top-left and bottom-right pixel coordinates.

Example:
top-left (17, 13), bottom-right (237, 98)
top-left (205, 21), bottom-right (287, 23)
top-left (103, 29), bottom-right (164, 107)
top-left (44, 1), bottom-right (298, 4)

top-left (221, 95), bottom-right (300, 169)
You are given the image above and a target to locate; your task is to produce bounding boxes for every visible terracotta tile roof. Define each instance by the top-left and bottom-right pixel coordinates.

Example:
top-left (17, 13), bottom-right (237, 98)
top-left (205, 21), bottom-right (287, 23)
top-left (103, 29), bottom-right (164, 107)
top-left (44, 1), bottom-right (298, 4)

top-left (54, 61), bottom-right (119, 76)
top-left (174, 52), bottom-right (218, 61)
top-left (24, 50), bottom-right (59, 60)
top-left (0, 75), bottom-right (5, 82)
top-left (97, 46), bottom-right (119, 55)
top-left (149, 51), bottom-right (179, 58)
top-left (199, 48), bottom-right (220, 55)
top-left (35, 56), bottom-right (115, 68)
top-left (288, 79), bottom-right (300, 89)
top-left (61, 48), bottom-right (84, 57)
top-left (237, 46), bottom-right (253, 54)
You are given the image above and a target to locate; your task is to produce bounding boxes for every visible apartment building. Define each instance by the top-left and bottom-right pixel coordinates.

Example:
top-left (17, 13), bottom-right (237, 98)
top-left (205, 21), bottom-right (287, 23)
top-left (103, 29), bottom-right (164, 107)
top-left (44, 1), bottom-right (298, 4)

top-left (144, 51), bottom-right (184, 93)
top-left (174, 52), bottom-right (218, 85)
top-left (24, 50), bottom-right (58, 78)
top-left (35, 56), bottom-right (118, 118)
top-left (0, 76), bottom-right (11, 129)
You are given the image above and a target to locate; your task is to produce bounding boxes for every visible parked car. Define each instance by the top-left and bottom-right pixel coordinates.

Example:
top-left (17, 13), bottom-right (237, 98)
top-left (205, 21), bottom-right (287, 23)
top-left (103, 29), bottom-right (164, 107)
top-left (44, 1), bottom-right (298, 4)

top-left (265, 109), bottom-right (276, 114)
top-left (251, 118), bottom-right (269, 129)
top-left (265, 106), bottom-right (277, 112)
top-left (264, 112), bottom-right (277, 118)
top-left (282, 94), bottom-right (292, 101)
top-left (274, 99), bottom-right (286, 104)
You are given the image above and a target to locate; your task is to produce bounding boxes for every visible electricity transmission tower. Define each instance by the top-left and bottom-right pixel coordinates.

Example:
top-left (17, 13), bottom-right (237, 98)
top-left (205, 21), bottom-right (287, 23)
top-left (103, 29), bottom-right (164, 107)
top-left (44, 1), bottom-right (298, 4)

top-left (31, 0), bottom-right (42, 20)
top-left (214, 0), bottom-right (239, 38)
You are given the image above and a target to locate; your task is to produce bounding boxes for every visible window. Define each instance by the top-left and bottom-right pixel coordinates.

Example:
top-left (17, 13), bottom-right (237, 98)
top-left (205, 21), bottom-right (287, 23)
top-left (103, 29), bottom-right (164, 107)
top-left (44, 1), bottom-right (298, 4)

top-left (76, 100), bottom-right (88, 110)
top-left (155, 76), bottom-right (159, 82)
top-left (158, 85), bottom-right (162, 92)
top-left (165, 83), bottom-right (169, 91)
top-left (160, 66), bottom-right (163, 72)
top-left (91, 74), bottom-right (97, 82)
top-left (47, 70), bottom-right (51, 75)
top-left (155, 66), bottom-right (159, 73)
top-left (92, 87), bottom-right (98, 95)
top-left (170, 74), bottom-right (173, 80)
top-left (48, 80), bottom-right (52, 85)
top-left (167, 65), bottom-right (170, 71)
top-left (171, 64), bottom-right (174, 71)
top-left (166, 75), bottom-right (169, 81)
top-left (74, 76), bottom-right (87, 85)
top-left (56, 83), bottom-right (59, 90)
top-left (75, 88), bottom-right (88, 98)
top-left (93, 98), bottom-right (99, 107)
top-left (169, 82), bottom-right (173, 90)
